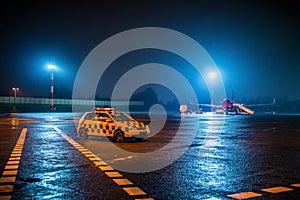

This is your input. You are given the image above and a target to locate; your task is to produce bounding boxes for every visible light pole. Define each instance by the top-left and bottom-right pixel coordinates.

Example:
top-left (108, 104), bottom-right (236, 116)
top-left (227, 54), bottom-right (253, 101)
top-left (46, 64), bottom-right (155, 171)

top-left (48, 64), bottom-right (57, 111)
top-left (12, 87), bottom-right (19, 98)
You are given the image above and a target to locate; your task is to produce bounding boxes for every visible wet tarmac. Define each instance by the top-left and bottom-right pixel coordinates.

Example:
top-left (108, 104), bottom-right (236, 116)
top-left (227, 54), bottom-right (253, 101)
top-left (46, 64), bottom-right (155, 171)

top-left (0, 112), bottom-right (300, 199)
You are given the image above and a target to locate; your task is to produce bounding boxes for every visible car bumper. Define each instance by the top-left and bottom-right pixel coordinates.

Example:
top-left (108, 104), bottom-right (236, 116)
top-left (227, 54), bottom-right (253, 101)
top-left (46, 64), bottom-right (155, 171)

top-left (125, 125), bottom-right (150, 138)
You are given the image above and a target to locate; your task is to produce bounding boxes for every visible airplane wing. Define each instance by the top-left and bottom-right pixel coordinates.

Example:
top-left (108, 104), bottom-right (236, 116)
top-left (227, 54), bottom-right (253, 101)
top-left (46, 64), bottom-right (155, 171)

top-left (189, 102), bottom-right (221, 108)
top-left (246, 98), bottom-right (276, 107)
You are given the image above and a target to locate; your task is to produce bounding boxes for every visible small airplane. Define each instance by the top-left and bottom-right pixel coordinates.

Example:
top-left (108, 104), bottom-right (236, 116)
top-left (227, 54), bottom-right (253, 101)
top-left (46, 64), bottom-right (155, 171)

top-left (180, 92), bottom-right (276, 115)
top-left (194, 99), bottom-right (255, 115)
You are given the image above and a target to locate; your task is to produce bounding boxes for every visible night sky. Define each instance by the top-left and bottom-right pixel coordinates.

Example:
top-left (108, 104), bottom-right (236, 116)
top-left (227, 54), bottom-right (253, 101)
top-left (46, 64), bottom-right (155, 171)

top-left (1, 0), bottom-right (299, 104)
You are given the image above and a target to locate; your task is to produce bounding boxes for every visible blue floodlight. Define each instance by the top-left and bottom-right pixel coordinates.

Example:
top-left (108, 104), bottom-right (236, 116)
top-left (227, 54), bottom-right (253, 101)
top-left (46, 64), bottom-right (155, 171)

top-left (208, 71), bottom-right (216, 79)
top-left (47, 64), bottom-right (57, 70)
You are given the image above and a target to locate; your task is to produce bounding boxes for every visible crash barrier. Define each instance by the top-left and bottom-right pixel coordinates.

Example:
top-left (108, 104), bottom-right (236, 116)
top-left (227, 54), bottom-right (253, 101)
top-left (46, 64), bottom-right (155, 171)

top-left (0, 96), bottom-right (143, 106)
top-left (0, 96), bottom-right (144, 112)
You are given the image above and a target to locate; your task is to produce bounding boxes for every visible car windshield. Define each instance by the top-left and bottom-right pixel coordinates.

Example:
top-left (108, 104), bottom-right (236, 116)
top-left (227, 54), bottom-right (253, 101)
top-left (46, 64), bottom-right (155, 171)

top-left (113, 112), bottom-right (134, 122)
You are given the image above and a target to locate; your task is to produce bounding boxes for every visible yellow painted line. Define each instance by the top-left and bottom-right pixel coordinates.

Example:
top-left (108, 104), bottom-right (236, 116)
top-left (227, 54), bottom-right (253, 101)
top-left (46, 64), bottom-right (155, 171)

top-left (88, 157), bottom-right (100, 161)
top-left (6, 161), bottom-right (19, 165)
top-left (52, 126), bottom-right (153, 199)
top-left (79, 150), bottom-right (91, 153)
top-left (123, 187), bottom-right (147, 196)
top-left (227, 191), bottom-right (262, 199)
top-left (113, 178), bottom-right (133, 186)
top-left (0, 177), bottom-right (16, 183)
top-left (93, 161), bottom-right (108, 166)
top-left (82, 153), bottom-right (94, 156)
top-left (0, 195), bottom-right (11, 200)
top-left (135, 198), bottom-right (155, 200)
top-left (0, 128), bottom-right (27, 197)
top-left (8, 157), bottom-right (20, 161)
top-left (79, 151), bottom-right (91, 154)
top-left (291, 183), bottom-right (300, 188)
top-left (4, 165), bottom-right (18, 170)
top-left (229, 183), bottom-right (300, 199)
top-left (0, 185), bottom-right (14, 193)
top-left (12, 151), bottom-right (22, 154)
top-left (98, 166), bottom-right (114, 171)
top-left (10, 152), bottom-right (22, 157)
top-left (10, 154), bottom-right (22, 157)
top-left (12, 152), bottom-right (22, 155)
top-left (92, 155), bottom-right (101, 160)
top-left (93, 160), bottom-right (107, 167)
top-left (261, 186), bottom-right (293, 193)
top-left (83, 153), bottom-right (94, 157)
top-left (2, 170), bottom-right (18, 176)
top-left (85, 155), bottom-right (96, 159)
top-left (105, 171), bottom-right (123, 178)
top-left (11, 149), bottom-right (22, 154)
top-left (69, 141), bottom-right (77, 144)
top-left (70, 141), bottom-right (78, 144)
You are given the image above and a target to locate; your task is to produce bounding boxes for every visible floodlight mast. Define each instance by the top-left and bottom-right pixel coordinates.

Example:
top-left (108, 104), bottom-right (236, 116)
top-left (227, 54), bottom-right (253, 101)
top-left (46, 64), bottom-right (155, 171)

top-left (47, 65), bottom-right (57, 111)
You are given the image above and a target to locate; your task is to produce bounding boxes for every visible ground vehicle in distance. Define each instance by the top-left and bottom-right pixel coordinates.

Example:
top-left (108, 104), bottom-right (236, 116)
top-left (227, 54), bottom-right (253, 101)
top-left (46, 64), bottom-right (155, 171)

top-left (179, 105), bottom-right (192, 114)
top-left (77, 107), bottom-right (150, 142)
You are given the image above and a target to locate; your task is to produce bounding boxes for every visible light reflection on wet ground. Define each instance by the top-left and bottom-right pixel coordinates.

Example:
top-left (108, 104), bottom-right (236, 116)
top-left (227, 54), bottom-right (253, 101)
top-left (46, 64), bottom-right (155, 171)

top-left (121, 114), bottom-right (300, 199)
top-left (0, 116), bottom-right (35, 129)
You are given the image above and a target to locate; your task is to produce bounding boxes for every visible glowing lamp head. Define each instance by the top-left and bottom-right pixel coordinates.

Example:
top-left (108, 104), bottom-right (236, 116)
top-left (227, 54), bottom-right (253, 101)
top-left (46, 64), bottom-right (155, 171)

top-left (47, 64), bottom-right (57, 70)
top-left (208, 71), bottom-right (216, 79)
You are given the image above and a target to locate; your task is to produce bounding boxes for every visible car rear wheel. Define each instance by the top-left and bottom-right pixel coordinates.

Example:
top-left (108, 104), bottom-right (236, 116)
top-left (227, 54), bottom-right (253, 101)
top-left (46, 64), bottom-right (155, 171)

top-left (79, 128), bottom-right (88, 140)
top-left (114, 130), bottom-right (125, 142)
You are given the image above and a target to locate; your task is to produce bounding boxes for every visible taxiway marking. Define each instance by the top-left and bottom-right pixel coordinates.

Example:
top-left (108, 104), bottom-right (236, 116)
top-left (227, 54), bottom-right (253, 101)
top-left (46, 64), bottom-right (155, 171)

top-left (0, 128), bottom-right (27, 199)
top-left (113, 178), bottom-right (133, 186)
top-left (52, 126), bottom-right (152, 199)
top-left (261, 186), bottom-right (293, 193)
top-left (228, 183), bottom-right (300, 199)
top-left (291, 183), bottom-right (300, 188)
top-left (227, 191), bottom-right (262, 199)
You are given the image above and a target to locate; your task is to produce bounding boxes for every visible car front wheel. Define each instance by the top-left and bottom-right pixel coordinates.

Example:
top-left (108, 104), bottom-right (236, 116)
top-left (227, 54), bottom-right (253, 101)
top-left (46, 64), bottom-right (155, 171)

top-left (114, 130), bottom-right (125, 142)
top-left (79, 128), bottom-right (88, 140)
